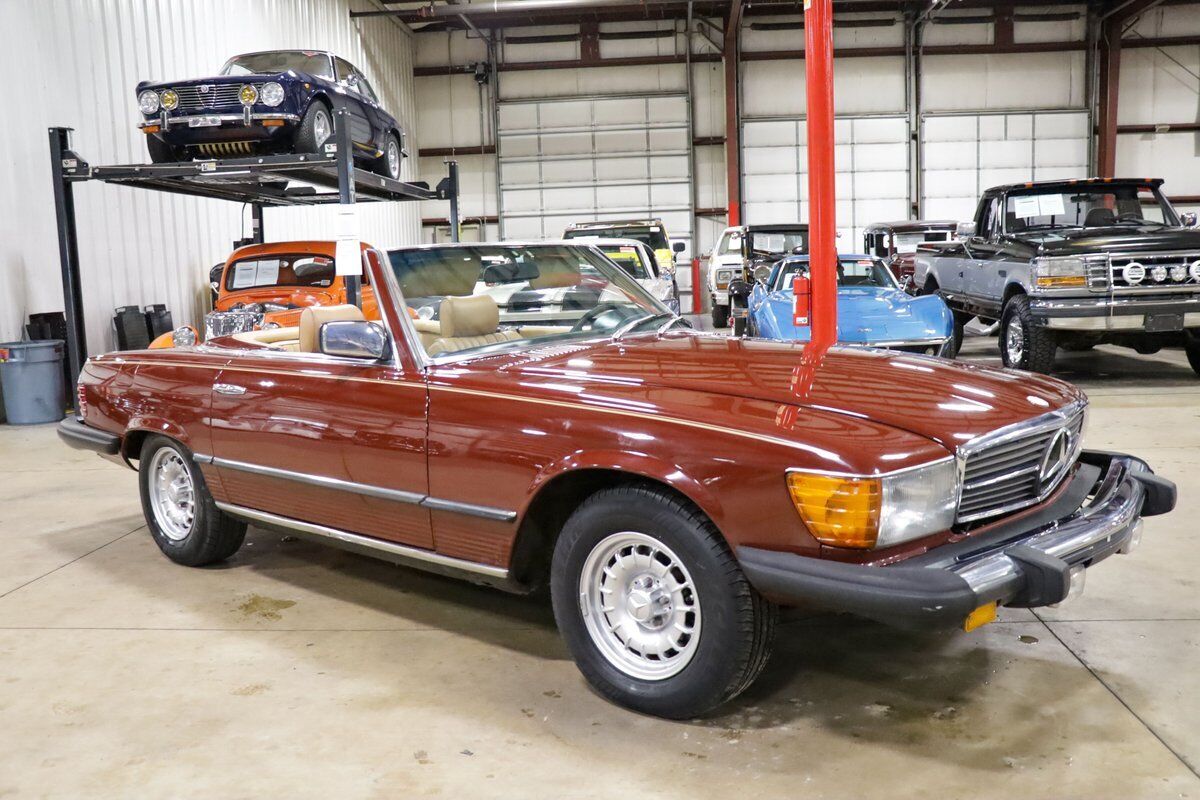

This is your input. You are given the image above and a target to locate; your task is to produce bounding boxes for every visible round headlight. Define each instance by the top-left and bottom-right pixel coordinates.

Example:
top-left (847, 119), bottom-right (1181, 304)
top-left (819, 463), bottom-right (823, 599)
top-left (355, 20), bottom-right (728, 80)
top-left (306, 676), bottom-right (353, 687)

top-left (239, 84), bottom-right (258, 106)
top-left (1190, 260), bottom-right (1200, 282)
top-left (138, 89), bottom-right (160, 114)
top-left (1170, 264), bottom-right (1188, 282)
top-left (1122, 262), bottom-right (1145, 285)
top-left (260, 81), bottom-right (284, 107)
top-left (1150, 265), bottom-right (1168, 283)
top-left (160, 89), bottom-right (178, 111)
top-left (171, 326), bottom-right (197, 347)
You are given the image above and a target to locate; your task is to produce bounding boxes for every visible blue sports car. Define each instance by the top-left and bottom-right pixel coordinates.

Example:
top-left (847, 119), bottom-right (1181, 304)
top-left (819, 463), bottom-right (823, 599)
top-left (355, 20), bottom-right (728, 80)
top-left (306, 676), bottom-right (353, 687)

top-left (747, 253), bottom-right (956, 357)
top-left (135, 50), bottom-right (406, 179)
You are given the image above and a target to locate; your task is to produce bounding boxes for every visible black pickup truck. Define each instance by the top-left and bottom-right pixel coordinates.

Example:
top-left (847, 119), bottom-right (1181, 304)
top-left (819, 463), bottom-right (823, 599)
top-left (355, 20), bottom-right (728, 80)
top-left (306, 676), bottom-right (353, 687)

top-left (914, 178), bottom-right (1200, 374)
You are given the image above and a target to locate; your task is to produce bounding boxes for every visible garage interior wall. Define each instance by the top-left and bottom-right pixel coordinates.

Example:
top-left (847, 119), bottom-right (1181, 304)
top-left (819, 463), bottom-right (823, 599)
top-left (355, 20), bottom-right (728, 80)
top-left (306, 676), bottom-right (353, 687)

top-left (0, 0), bottom-right (422, 351)
top-left (415, 3), bottom-right (1199, 261)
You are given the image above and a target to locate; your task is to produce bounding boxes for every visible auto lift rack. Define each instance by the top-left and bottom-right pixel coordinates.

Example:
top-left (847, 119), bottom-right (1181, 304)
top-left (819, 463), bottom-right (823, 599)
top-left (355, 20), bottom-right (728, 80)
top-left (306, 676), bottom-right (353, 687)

top-left (48, 101), bottom-right (460, 389)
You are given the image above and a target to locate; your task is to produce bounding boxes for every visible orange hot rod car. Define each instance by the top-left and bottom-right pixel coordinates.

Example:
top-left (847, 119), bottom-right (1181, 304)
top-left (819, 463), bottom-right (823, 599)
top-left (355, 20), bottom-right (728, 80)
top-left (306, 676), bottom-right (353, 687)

top-left (151, 240), bottom-right (382, 348)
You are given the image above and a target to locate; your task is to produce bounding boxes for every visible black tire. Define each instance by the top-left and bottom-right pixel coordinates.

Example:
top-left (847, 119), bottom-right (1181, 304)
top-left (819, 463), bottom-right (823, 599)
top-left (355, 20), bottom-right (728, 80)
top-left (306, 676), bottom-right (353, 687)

top-left (138, 435), bottom-right (246, 567)
top-left (1000, 294), bottom-right (1056, 373)
top-left (732, 316), bottom-right (748, 337)
top-left (373, 131), bottom-right (403, 180)
top-left (146, 135), bottom-right (179, 164)
top-left (294, 100), bottom-right (333, 154)
top-left (550, 485), bottom-right (777, 719)
top-left (949, 310), bottom-right (971, 357)
top-left (711, 303), bottom-right (730, 329)
top-left (1185, 340), bottom-right (1200, 377)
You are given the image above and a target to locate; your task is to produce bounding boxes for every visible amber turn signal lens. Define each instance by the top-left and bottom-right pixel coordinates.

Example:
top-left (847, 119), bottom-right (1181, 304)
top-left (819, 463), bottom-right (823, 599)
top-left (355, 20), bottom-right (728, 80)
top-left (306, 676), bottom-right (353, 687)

top-left (1035, 275), bottom-right (1086, 288)
top-left (963, 601), bottom-right (997, 632)
top-left (142, 125), bottom-right (161, 134)
top-left (786, 473), bottom-right (882, 549)
top-left (261, 119), bottom-right (285, 127)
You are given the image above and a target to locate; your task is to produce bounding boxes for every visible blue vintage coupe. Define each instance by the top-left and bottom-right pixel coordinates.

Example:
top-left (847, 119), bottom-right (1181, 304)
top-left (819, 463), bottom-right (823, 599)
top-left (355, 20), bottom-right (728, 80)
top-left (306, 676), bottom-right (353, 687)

top-left (135, 50), bottom-right (405, 178)
top-left (747, 253), bottom-right (957, 356)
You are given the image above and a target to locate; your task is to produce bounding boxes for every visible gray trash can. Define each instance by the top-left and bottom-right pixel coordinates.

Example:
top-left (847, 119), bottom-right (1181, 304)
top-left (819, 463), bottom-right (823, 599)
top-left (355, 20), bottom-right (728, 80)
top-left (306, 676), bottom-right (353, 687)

top-left (0, 340), bottom-right (67, 425)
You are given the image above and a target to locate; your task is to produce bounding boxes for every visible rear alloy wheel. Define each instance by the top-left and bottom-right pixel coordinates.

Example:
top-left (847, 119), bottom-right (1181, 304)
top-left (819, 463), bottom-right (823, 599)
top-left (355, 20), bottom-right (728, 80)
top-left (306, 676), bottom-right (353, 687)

top-left (374, 132), bottom-right (402, 180)
top-left (138, 435), bottom-right (246, 567)
top-left (551, 485), bottom-right (776, 719)
top-left (1000, 295), bottom-right (1056, 373)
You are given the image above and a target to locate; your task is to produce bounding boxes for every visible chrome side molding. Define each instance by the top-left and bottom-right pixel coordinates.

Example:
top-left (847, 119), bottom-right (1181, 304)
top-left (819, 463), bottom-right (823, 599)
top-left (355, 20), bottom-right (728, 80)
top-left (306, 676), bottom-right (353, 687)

top-left (195, 454), bottom-right (517, 522)
top-left (214, 501), bottom-right (510, 580)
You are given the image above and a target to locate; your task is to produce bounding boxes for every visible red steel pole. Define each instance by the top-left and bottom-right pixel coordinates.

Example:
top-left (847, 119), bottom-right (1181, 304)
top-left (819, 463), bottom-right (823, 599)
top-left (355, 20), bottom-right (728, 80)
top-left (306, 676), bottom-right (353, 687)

top-left (804, 0), bottom-right (838, 346)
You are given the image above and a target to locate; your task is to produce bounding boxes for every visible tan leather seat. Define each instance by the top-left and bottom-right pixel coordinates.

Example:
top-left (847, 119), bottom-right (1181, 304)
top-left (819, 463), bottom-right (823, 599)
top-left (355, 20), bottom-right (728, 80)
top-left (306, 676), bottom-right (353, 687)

top-left (298, 304), bottom-right (366, 353)
top-left (412, 318), bottom-right (442, 350)
top-left (231, 326), bottom-right (301, 350)
top-left (426, 295), bottom-right (522, 357)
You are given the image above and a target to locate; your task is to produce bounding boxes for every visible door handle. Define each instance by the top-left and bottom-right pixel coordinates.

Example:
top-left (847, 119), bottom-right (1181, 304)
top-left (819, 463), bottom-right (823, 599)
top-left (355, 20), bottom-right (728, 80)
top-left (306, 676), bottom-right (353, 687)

top-left (214, 383), bottom-right (246, 396)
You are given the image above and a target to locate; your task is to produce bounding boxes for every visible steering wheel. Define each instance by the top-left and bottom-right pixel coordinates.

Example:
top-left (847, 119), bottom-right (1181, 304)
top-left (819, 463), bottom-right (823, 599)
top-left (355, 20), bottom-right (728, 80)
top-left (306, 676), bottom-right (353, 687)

top-left (570, 302), bottom-right (640, 334)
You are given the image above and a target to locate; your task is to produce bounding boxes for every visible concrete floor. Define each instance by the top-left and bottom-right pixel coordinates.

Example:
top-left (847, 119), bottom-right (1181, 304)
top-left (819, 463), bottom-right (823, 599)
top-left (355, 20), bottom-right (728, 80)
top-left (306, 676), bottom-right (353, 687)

top-left (1, 336), bottom-right (1198, 798)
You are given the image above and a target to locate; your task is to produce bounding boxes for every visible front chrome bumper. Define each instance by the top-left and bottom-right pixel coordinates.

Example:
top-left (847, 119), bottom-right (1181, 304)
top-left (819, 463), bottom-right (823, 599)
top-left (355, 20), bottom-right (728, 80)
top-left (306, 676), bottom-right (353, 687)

top-left (738, 451), bottom-right (1175, 628)
top-left (1030, 294), bottom-right (1200, 331)
top-left (140, 111), bottom-right (300, 131)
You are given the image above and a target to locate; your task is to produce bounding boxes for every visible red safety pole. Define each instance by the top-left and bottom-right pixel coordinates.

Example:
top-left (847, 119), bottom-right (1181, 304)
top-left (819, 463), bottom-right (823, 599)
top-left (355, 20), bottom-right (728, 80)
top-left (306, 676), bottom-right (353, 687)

top-left (803, 0), bottom-right (838, 348)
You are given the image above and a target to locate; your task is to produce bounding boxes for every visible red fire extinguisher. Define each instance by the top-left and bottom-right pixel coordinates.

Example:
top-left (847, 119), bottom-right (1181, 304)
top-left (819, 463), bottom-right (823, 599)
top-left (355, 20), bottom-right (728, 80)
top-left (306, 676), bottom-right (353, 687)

top-left (792, 274), bottom-right (812, 327)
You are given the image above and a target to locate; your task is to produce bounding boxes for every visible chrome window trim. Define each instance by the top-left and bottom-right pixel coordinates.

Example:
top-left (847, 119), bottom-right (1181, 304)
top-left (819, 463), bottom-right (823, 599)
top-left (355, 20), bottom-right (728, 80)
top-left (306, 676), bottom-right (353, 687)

top-left (214, 502), bottom-right (509, 580)
top-left (196, 454), bottom-right (517, 523)
top-left (954, 399), bottom-right (1087, 524)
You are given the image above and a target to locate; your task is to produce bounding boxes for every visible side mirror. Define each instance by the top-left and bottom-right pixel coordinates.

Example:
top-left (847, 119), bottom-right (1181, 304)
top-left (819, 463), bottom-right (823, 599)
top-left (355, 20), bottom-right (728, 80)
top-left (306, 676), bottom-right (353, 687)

top-left (320, 320), bottom-right (389, 360)
top-left (672, 241), bottom-right (686, 254)
top-left (1182, 212), bottom-right (1198, 228)
top-left (956, 221), bottom-right (977, 240)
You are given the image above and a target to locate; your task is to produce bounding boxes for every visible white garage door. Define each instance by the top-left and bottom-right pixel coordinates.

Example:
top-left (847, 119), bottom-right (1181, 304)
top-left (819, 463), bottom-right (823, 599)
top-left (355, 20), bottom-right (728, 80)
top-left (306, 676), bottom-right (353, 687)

top-left (741, 115), bottom-right (910, 247)
top-left (922, 110), bottom-right (1089, 222)
top-left (497, 92), bottom-right (693, 255)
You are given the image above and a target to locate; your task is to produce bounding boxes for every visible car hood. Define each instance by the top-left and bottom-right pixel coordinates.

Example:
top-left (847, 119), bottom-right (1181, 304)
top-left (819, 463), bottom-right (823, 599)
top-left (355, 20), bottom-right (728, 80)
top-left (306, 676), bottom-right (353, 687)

top-left (504, 332), bottom-right (1081, 452)
top-left (1017, 226), bottom-right (1200, 256)
top-left (755, 287), bottom-right (951, 343)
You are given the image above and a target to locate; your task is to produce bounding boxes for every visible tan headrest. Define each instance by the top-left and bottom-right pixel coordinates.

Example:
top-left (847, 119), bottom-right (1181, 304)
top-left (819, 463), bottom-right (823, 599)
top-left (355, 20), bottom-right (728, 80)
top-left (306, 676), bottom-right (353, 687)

top-left (439, 295), bottom-right (499, 338)
top-left (299, 304), bottom-right (366, 353)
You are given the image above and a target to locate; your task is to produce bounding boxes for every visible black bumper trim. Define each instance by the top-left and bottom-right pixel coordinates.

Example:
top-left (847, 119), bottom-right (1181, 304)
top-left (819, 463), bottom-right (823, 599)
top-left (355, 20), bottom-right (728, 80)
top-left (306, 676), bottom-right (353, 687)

top-left (56, 417), bottom-right (121, 455)
top-left (738, 451), bottom-right (1174, 630)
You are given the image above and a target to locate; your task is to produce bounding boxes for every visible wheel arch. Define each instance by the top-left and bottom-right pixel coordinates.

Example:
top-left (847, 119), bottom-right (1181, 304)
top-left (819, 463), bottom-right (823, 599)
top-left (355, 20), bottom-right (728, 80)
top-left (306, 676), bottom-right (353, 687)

top-left (1001, 281), bottom-right (1027, 310)
top-left (507, 455), bottom-right (723, 589)
top-left (121, 419), bottom-right (192, 466)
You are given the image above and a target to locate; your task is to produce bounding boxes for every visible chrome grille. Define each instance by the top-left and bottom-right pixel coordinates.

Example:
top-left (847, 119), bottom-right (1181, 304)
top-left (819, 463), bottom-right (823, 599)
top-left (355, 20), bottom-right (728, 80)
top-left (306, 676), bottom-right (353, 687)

top-left (1108, 251), bottom-right (1200, 291)
top-left (205, 310), bottom-right (262, 339)
top-left (171, 84), bottom-right (245, 111)
top-left (956, 402), bottom-right (1086, 523)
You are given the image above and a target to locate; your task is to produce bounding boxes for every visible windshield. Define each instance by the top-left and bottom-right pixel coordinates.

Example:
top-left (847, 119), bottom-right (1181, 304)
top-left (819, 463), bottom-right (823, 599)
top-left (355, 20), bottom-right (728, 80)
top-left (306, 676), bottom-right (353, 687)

top-left (224, 254), bottom-right (335, 292)
top-left (592, 244), bottom-right (653, 279)
top-left (894, 230), bottom-right (950, 253)
top-left (773, 257), bottom-right (896, 291)
top-left (221, 51), bottom-right (333, 79)
top-left (564, 225), bottom-right (669, 252)
top-left (749, 229), bottom-right (808, 256)
top-left (388, 245), bottom-right (669, 360)
top-left (1004, 185), bottom-right (1178, 233)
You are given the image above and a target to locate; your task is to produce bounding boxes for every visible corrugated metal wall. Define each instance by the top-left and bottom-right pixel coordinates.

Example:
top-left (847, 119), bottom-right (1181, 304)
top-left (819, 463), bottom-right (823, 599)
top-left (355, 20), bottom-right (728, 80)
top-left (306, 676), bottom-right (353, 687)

top-left (0, 0), bottom-right (422, 352)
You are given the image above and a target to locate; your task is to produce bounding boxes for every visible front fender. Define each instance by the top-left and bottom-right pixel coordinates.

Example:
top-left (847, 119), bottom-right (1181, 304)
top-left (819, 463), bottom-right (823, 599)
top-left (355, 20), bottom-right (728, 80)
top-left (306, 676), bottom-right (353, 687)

top-left (123, 416), bottom-right (193, 460)
top-left (520, 449), bottom-right (725, 525)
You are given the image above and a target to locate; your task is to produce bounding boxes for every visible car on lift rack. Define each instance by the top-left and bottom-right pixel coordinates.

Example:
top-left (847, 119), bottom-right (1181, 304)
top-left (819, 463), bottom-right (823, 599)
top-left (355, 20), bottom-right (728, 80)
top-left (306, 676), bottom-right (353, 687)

top-left (135, 49), bottom-right (407, 179)
top-left (150, 241), bottom-right (384, 349)
top-left (59, 240), bottom-right (1174, 719)
top-left (746, 253), bottom-right (955, 356)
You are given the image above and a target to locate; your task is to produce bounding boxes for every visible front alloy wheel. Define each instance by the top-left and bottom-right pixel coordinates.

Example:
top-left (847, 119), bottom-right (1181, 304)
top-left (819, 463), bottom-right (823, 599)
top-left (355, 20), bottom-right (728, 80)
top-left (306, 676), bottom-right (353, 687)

top-left (1000, 295), bottom-right (1056, 373)
top-left (551, 485), bottom-right (776, 719)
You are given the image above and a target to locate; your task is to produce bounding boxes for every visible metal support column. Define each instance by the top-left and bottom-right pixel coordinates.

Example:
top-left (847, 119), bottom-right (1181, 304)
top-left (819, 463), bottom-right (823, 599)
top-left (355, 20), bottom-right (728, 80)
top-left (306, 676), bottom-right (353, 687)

top-left (333, 102), bottom-right (361, 308)
top-left (905, 14), bottom-right (924, 218)
top-left (250, 203), bottom-right (265, 244)
top-left (48, 127), bottom-right (87, 387)
top-left (805, 0), bottom-right (838, 347)
top-left (723, 0), bottom-right (744, 227)
top-left (446, 161), bottom-right (461, 242)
